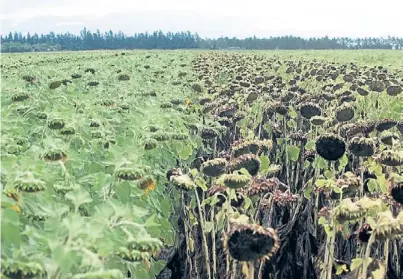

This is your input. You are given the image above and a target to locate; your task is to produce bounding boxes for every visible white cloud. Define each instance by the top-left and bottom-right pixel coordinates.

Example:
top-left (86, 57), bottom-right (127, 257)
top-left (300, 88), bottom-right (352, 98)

top-left (1, 0), bottom-right (402, 37)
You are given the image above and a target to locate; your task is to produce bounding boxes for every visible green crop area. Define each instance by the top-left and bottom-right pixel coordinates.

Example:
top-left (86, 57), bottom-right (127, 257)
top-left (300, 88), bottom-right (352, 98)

top-left (1, 50), bottom-right (402, 279)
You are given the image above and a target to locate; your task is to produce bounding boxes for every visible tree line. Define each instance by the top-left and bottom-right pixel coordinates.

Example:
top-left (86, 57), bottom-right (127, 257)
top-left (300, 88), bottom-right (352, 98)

top-left (1, 28), bottom-right (402, 53)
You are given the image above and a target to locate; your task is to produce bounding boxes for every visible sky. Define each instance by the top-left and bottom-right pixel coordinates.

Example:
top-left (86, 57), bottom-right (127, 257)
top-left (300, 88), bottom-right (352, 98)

top-left (1, 0), bottom-right (402, 38)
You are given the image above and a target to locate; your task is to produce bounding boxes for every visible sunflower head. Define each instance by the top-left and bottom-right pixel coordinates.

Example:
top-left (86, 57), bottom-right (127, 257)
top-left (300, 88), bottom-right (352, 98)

top-left (335, 103), bottom-right (355, 122)
top-left (376, 118), bottom-right (397, 132)
top-left (224, 224), bottom-right (280, 262)
top-left (48, 118), bottom-right (65, 130)
top-left (201, 158), bottom-right (228, 177)
top-left (170, 174), bottom-right (196, 191)
top-left (13, 172), bottom-right (46, 193)
top-left (390, 181), bottom-right (403, 205)
top-left (115, 247), bottom-right (150, 262)
top-left (1, 258), bottom-right (45, 279)
top-left (129, 237), bottom-right (163, 254)
top-left (11, 92), bottom-right (30, 102)
top-left (220, 172), bottom-right (251, 189)
top-left (348, 137), bottom-right (375, 157)
top-left (144, 138), bottom-right (158, 150)
top-left (300, 102), bottom-right (321, 119)
top-left (42, 148), bottom-right (68, 162)
top-left (114, 163), bottom-right (145, 181)
top-left (228, 154), bottom-right (261, 176)
top-left (333, 198), bottom-right (364, 224)
top-left (201, 128), bottom-right (218, 139)
top-left (377, 150), bottom-right (403, 167)
top-left (60, 126), bottom-right (76, 136)
top-left (316, 134), bottom-right (346, 161)
top-left (380, 131), bottom-right (399, 146)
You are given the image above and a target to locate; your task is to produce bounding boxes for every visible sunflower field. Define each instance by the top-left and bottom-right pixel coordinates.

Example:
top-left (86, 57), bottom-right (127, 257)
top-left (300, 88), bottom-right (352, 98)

top-left (1, 50), bottom-right (403, 279)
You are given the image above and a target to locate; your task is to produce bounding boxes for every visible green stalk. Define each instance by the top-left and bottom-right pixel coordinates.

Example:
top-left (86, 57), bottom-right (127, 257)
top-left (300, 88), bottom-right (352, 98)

top-left (211, 208), bottom-right (217, 278)
top-left (361, 230), bottom-right (376, 279)
top-left (194, 189), bottom-right (212, 279)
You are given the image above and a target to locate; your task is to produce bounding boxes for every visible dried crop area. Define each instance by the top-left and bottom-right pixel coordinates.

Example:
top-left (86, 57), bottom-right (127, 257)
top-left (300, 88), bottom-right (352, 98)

top-left (1, 50), bottom-right (403, 279)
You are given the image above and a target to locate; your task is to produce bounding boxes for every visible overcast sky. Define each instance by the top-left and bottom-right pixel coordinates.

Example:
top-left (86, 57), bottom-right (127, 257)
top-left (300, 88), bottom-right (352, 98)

top-left (1, 0), bottom-right (402, 38)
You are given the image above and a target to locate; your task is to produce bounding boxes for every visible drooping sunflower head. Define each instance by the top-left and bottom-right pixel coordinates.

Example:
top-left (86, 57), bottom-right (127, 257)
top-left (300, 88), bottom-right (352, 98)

top-left (1, 258), bottom-right (45, 279)
top-left (11, 91), bottom-right (30, 102)
top-left (228, 154), bottom-right (261, 176)
top-left (348, 137), bottom-right (375, 157)
top-left (128, 237), bottom-right (163, 253)
top-left (114, 163), bottom-right (145, 181)
top-left (299, 102), bottom-right (322, 119)
top-left (170, 174), bottom-right (196, 191)
top-left (333, 198), bottom-right (364, 224)
top-left (376, 118), bottom-right (397, 132)
top-left (48, 118), bottom-right (65, 130)
top-left (220, 172), bottom-right (251, 189)
top-left (380, 131), bottom-right (399, 146)
top-left (390, 181), bottom-right (403, 205)
top-left (42, 147), bottom-right (68, 162)
top-left (316, 134), bottom-right (346, 161)
top-left (152, 132), bottom-right (171, 142)
top-left (201, 158), bottom-right (228, 177)
top-left (335, 103), bottom-right (355, 122)
top-left (310, 116), bottom-right (327, 126)
top-left (60, 126), bottom-right (76, 136)
top-left (201, 128), bottom-right (218, 140)
top-left (115, 247), bottom-right (150, 262)
top-left (143, 138), bottom-right (158, 150)
top-left (377, 150), bottom-right (403, 167)
top-left (224, 224), bottom-right (280, 262)
top-left (13, 171), bottom-right (46, 193)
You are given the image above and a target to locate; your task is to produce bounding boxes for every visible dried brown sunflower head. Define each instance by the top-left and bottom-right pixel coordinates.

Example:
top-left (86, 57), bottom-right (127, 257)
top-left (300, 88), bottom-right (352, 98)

top-left (376, 118), bottom-right (397, 132)
top-left (225, 224), bottom-right (280, 262)
top-left (377, 150), bottom-right (403, 167)
top-left (201, 158), bottom-right (228, 177)
top-left (333, 198), bottom-right (364, 224)
top-left (335, 103), bottom-right (355, 122)
top-left (390, 181), bottom-right (403, 205)
top-left (300, 102), bottom-right (322, 119)
top-left (380, 131), bottom-right (399, 146)
top-left (348, 137), bottom-right (375, 157)
top-left (386, 85), bottom-right (402, 96)
top-left (228, 154), bottom-right (261, 176)
top-left (316, 134), bottom-right (346, 161)
top-left (310, 116), bottom-right (327, 126)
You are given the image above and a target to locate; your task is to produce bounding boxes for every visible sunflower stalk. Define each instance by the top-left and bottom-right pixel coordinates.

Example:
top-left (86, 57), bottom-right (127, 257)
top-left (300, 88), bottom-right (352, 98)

top-left (194, 189), bottom-right (212, 279)
top-left (361, 230), bottom-right (377, 279)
